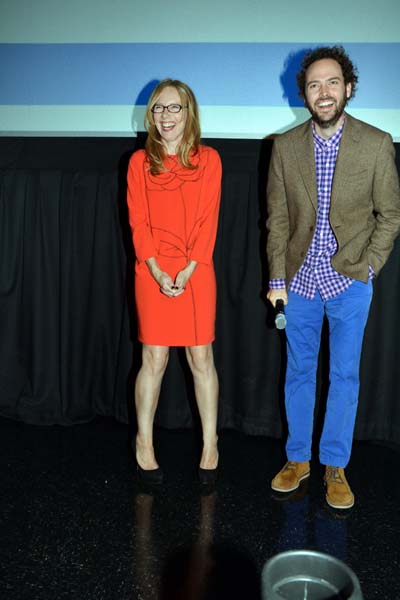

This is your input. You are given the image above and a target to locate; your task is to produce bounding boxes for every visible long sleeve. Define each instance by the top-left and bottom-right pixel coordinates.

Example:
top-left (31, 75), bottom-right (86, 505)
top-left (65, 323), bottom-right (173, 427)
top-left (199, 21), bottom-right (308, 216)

top-left (266, 138), bottom-right (290, 280)
top-left (126, 151), bottom-right (157, 263)
top-left (367, 133), bottom-right (400, 275)
top-left (188, 149), bottom-right (222, 265)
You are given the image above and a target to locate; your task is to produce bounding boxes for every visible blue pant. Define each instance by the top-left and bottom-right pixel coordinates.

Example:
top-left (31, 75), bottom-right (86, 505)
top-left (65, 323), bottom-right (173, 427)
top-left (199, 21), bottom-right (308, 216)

top-left (284, 281), bottom-right (373, 467)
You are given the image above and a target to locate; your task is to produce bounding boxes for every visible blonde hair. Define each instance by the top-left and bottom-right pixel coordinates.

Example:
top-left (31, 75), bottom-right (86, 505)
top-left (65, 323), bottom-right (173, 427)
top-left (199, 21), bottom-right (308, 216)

top-left (144, 79), bottom-right (201, 175)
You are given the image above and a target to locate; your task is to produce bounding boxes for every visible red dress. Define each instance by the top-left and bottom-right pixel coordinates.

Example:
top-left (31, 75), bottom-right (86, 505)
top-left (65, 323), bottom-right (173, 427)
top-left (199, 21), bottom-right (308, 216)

top-left (127, 145), bottom-right (222, 346)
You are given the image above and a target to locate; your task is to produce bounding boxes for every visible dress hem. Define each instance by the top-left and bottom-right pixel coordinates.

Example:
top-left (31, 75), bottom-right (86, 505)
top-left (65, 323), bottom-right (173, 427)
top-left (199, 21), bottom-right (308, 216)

top-left (137, 336), bottom-right (215, 347)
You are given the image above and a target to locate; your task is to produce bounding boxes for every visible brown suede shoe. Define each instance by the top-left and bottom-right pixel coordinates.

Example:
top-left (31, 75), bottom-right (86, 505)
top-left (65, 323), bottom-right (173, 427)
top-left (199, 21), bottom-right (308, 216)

top-left (271, 461), bottom-right (310, 492)
top-left (324, 466), bottom-right (354, 509)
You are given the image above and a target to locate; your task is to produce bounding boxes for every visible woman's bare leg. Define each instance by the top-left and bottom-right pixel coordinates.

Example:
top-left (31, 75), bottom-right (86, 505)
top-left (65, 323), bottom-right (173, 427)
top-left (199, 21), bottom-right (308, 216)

top-left (185, 344), bottom-right (219, 469)
top-left (135, 344), bottom-right (169, 470)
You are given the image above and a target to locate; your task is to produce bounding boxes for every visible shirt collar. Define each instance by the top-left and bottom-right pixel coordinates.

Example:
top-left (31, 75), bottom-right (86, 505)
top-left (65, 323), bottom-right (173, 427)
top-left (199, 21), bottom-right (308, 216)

top-left (312, 118), bottom-right (345, 150)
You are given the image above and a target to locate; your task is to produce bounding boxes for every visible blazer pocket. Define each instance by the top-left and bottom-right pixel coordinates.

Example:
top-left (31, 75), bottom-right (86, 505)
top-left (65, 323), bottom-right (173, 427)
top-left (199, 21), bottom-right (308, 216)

top-left (345, 168), bottom-right (369, 180)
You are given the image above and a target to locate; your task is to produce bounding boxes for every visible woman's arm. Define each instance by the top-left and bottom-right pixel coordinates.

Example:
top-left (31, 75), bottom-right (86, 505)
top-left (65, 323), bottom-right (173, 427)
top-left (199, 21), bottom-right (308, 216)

top-left (146, 256), bottom-right (177, 297)
top-left (127, 152), bottom-right (157, 263)
top-left (188, 148), bottom-right (222, 265)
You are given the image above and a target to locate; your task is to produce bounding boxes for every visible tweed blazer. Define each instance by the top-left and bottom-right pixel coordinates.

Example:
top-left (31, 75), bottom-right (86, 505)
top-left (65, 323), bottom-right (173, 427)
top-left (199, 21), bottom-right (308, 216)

top-left (266, 113), bottom-right (400, 286)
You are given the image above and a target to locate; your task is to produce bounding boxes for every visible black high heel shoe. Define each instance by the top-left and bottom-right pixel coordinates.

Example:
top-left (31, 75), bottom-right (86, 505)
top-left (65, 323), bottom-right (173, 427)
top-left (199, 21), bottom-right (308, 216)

top-left (198, 466), bottom-right (218, 485)
top-left (133, 438), bottom-right (163, 485)
top-left (136, 461), bottom-right (164, 485)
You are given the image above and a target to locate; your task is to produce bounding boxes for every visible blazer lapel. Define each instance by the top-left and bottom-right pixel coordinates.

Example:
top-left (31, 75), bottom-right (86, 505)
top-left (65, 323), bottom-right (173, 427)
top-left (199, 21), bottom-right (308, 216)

top-left (293, 120), bottom-right (318, 212)
top-left (331, 114), bottom-right (362, 204)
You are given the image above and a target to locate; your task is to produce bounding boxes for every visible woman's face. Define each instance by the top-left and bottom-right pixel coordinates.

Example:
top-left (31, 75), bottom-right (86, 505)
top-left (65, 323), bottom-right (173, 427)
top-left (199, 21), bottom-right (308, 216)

top-left (152, 86), bottom-right (187, 154)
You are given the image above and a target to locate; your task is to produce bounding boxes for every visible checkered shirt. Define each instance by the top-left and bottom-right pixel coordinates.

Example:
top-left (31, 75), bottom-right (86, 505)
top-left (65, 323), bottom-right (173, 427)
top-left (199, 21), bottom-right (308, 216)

top-left (269, 120), bottom-right (372, 300)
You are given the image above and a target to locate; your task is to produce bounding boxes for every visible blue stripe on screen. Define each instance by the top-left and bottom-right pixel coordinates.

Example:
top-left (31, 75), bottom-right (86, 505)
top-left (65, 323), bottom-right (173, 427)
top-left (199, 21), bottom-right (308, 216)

top-left (1, 42), bottom-right (399, 108)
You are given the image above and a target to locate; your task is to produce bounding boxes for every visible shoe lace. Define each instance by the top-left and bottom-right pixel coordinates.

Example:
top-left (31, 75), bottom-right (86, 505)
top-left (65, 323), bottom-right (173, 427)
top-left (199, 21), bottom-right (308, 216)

top-left (284, 461), bottom-right (298, 471)
top-left (325, 466), bottom-right (344, 483)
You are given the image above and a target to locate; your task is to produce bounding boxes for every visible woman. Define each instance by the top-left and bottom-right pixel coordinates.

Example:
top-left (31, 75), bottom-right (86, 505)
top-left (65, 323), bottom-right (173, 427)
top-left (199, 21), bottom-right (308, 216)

top-left (127, 79), bottom-right (222, 484)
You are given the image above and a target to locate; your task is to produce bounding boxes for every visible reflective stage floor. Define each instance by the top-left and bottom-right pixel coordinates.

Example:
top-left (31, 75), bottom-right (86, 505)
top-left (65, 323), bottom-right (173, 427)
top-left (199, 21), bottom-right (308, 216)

top-left (1, 417), bottom-right (399, 599)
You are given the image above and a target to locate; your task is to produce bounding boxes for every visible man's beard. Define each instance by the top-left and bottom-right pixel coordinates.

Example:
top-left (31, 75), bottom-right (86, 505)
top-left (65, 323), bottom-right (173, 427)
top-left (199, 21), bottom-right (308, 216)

top-left (306, 95), bottom-right (348, 129)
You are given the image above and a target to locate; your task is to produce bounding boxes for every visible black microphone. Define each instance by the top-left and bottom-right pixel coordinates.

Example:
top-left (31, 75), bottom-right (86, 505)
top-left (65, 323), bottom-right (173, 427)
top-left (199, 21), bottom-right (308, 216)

top-left (274, 299), bottom-right (287, 330)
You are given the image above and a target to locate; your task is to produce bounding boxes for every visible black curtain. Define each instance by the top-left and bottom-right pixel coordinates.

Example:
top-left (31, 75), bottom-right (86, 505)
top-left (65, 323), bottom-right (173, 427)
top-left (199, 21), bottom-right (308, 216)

top-left (0, 137), bottom-right (399, 445)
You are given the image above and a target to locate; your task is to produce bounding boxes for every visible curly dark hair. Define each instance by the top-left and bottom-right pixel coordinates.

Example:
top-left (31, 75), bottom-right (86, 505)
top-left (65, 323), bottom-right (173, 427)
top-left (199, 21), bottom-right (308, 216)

top-left (297, 45), bottom-right (358, 100)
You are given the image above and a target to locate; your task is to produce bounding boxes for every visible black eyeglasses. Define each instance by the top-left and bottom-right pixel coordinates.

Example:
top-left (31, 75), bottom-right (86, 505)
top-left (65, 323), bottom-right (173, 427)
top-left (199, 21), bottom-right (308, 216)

top-left (151, 103), bottom-right (187, 114)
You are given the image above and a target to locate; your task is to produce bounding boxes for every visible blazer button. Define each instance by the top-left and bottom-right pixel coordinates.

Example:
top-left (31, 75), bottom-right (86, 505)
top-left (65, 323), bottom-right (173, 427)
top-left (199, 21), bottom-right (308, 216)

top-left (309, 226), bottom-right (314, 231)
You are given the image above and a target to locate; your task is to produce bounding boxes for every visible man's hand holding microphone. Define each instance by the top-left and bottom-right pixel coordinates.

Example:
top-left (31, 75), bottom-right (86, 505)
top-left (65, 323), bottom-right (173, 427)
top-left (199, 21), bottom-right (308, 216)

top-left (267, 289), bottom-right (288, 330)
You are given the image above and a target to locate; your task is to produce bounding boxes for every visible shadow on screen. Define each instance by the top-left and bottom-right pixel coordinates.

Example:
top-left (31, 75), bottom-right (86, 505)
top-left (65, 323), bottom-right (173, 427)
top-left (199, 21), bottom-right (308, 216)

top-left (131, 78), bottom-right (160, 137)
top-left (272, 47), bottom-right (313, 135)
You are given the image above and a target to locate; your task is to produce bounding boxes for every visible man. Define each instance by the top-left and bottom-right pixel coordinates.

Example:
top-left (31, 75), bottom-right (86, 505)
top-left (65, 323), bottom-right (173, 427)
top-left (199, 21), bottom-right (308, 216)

top-left (266, 45), bottom-right (400, 509)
